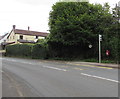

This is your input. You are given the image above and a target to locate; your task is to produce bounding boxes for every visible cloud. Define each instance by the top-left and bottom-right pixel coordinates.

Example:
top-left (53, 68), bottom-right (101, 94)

top-left (0, 0), bottom-right (56, 35)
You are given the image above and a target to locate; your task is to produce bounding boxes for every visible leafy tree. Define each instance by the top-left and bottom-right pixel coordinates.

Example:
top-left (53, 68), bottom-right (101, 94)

top-left (109, 3), bottom-right (120, 63)
top-left (48, 2), bottom-right (115, 59)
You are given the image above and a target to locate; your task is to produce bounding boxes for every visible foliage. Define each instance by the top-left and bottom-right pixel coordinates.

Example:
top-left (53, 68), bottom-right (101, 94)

top-left (6, 43), bottom-right (49, 59)
top-left (101, 3), bottom-right (120, 63)
top-left (5, 2), bottom-right (120, 63)
top-left (6, 44), bottom-right (33, 57)
top-left (48, 2), bottom-right (114, 59)
top-left (32, 44), bottom-right (49, 59)
top-left (82, 58), bottom-right (115, 63)
top-left (49, 2), bottom-right (113, 45)
top-left (37, 39), bottom-right (48, 46)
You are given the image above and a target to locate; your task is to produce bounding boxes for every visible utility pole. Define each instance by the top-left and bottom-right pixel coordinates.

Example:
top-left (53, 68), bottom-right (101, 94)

top-left (99, 34), bottom-right (102, 63)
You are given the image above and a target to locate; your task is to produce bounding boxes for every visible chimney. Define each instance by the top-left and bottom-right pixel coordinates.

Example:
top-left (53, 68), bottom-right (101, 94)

top-left (28, 26), bottom-right (30, 31)
top-left (13, 25), bottom-right (16, 30)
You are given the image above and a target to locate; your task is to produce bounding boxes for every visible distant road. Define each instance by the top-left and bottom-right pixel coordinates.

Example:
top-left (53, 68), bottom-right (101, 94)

top-left (1, 57), bottom-right (119, 97)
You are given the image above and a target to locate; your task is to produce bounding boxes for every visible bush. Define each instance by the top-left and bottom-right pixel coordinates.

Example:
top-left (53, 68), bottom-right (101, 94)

top-left (47, 40), bottom-right (95, 60)
top-left (84, 58), bottom-right (98, 62)
top-left (6, 44), bottom-right (34, 57)
top-left (32, 44), bottom-right (49, 59)
top-left (5, 41), bottom-right (49, 59)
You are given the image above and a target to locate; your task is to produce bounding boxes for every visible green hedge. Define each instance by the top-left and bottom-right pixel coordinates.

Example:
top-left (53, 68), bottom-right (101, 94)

top-left (6, 44), bottom-right (34, 58)
top-left (6, 43), bottom-right (49, 59)
top-left (5, 41), bottom-right (119, 63)
top-left (32, 44), bottom-right (48, 59)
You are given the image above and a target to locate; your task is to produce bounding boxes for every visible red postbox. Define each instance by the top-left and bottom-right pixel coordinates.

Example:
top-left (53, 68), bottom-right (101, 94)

top-left (106, 50), bottom-right (110, 56)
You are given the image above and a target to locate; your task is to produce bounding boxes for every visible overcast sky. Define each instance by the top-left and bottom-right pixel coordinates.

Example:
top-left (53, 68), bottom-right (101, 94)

top-left (0, 0), bottom-right (119, 36)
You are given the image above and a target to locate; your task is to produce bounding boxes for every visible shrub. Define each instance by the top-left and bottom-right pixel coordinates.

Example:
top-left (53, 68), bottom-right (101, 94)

top-left (6, 44), bottom-right (33, 57)
top-left (5, 42), bottom-right (49, 59)
top-left (32, 44), bottom-right (49, 59)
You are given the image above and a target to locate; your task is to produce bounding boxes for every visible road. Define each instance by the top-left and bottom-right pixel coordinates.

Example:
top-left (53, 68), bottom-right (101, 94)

top-left (1, 57), bottom-right (119, 97)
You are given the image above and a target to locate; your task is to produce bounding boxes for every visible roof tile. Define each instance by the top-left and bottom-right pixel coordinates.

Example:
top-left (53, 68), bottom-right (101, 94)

top-left (14, 29), bottom-right (49, 37)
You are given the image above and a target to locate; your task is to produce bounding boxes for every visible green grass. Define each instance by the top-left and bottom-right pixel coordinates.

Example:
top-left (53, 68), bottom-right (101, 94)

top-left (82, 58), bottom-right (115, 64)
top-left (83, 58), bottom-right (98, 62)
top-left (101, 60), bottom-right (115, 63)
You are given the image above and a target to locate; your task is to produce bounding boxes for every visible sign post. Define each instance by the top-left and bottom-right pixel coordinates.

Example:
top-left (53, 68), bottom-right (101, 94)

top-left (99, 34), bottom-right (102, 63)
top-left (89, 44), bottom-right (92, 48)
top-left (106, 50), bottom-right (110, 56)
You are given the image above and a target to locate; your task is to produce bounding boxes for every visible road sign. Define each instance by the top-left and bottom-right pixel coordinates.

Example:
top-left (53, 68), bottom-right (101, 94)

top-left (89, 44), bottom-right (92, 48)
top-left (106, 50), bottom-right (110, 56)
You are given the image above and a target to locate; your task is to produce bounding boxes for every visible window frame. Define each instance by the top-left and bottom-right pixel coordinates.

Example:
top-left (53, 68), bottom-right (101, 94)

top-left (20, 35), bottom-right (23, 39)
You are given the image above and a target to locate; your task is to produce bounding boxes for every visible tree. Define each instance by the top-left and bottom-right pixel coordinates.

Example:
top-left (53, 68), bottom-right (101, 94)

top-left (100, 3), bottom-right (120, 63)
top-left (112, 3), bottom-right (120, 22)
top-left (48, 2), bottom-right (114, 59)
top-left (109, 3), bottom-right (120, 63)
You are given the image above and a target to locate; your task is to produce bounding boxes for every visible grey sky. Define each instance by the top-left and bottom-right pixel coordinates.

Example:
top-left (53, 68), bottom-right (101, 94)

top-left (0, 0), bottom-right (119, 36)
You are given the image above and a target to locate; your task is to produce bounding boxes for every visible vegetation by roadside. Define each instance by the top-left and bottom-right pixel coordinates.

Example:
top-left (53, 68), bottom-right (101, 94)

top-left (4, 43), bottom-right (117, 64)
top-left (81, 59), bottom-right (115, 64)
top-left (5, 43), bottom-right (48, 59)
top-left (48, 2), bottom-right (120, 63)
top-left (5, 44), bottom-right (34, 58)
top-left (4, 2), bottom-right (120, 64)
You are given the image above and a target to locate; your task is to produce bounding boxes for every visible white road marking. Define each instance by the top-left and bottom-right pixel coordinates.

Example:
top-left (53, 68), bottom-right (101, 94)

top-left (22, 62), bottom-right (33, 64)
top-left (81, 73), bottom-right (119, 83)
top-left (43, 66), bottom-right (67, 72)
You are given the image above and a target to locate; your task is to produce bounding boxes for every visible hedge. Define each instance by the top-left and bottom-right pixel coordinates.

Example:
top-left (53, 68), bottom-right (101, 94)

top-left (32, 43), bottom-right (48, 59)
top-left (5, 43), bottom-right (49, 59)
top-left (6, 44), bottom-right (34, 58)
top-left (5, 41), bottom-right (119, 63)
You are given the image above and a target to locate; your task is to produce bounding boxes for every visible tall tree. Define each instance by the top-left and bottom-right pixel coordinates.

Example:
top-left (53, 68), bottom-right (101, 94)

top-left (48, 2), bottom-right (114, 59)
top-left (109, 3), bottom-right (120, 63)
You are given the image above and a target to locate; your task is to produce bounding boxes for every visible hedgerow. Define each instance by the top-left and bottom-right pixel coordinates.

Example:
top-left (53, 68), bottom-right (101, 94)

top-left (6, 44), bottom-right (33, 57)
top-left (6, 43), bottom-right (49, 59)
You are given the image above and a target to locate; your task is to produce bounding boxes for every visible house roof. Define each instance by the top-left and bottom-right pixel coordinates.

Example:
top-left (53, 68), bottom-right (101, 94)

top-left (14, 29), bottom-right (49, 37)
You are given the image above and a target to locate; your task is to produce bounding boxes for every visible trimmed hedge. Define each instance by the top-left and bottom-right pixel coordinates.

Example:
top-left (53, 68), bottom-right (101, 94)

top-left (6, 43), bottom-right (49, 59)
top-left (6, 44), bottom-right (34, 58)
top-left (32, 44), bottom-right (48, 59)
top-left (5, 40), bottom-right (119, 63)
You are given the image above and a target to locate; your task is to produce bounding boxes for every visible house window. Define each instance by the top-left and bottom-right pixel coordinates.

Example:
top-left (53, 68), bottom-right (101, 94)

top-left (20, 35), bottom-right (23, 39)
top-left (36, 36), bottom-right (38, 39)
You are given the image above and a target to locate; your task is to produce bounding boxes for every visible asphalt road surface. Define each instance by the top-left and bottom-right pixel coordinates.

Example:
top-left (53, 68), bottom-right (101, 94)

top-left (1, 57), bottom-right (119, 97)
